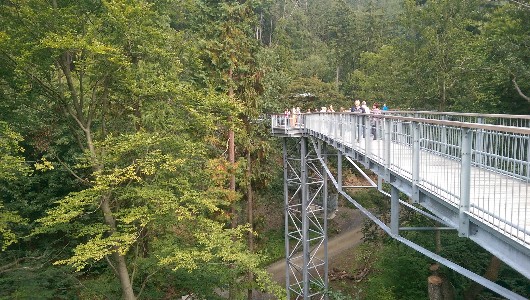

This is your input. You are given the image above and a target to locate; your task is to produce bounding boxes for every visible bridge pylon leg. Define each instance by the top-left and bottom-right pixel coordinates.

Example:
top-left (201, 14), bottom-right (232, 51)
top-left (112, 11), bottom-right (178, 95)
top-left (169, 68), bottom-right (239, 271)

top-left (282, 137), bottom-right (328, 300)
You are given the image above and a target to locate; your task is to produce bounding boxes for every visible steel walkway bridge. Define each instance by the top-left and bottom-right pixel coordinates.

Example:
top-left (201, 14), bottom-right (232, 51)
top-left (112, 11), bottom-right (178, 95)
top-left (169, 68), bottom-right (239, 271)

top-left (270, 111), bottom-right (530, 300)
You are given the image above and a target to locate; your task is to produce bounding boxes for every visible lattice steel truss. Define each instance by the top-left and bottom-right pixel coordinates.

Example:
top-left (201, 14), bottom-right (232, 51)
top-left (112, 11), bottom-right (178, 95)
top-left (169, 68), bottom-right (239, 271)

top-left (282, 137), bottom-right (329, 300)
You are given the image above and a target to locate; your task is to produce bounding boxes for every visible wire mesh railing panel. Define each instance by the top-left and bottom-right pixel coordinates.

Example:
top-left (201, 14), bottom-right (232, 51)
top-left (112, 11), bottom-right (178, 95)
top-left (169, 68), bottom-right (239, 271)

top-left (418, 124), bottom-right (462, 205)
top-left (388, 120), bottom-right (413, 180)
top-left (475, 131), bottom-right (530, 180)
top-left (470, 129), bottom-right (530, 245)
top-left (470, 168), bottom-right (530, 244)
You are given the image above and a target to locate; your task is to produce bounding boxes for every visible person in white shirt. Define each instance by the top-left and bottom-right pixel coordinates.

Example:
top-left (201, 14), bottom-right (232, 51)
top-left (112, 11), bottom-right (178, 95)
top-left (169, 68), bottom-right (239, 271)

top-left (361, 101), bottom-right (371, 114)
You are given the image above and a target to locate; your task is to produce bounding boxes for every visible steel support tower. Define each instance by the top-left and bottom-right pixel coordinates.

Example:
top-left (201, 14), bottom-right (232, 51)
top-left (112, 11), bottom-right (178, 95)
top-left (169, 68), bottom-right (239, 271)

top-left (283, 137), bottom-right (329, 300)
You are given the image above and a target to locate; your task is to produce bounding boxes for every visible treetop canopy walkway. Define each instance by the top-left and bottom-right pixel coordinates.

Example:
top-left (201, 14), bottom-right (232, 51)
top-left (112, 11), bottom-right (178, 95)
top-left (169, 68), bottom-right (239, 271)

top-left (271, 111), bottom-right (530, 300)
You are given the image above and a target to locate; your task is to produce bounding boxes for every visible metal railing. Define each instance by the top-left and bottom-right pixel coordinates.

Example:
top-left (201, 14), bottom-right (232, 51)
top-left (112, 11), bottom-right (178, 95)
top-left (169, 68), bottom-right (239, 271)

top-left (271, 112), bottom-right (530, 247)
top-left (385, 111), bottom-right (530, 127)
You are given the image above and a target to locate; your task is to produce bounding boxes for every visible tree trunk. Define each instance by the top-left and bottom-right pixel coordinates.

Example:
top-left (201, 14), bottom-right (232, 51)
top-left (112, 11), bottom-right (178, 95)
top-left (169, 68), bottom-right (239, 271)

top-left (270, 18), bottom-right (273, 45)
top-left (57, 14), bottom-right (135, 298)
top-left (229, 129), bottom-right (236, 228)
top-left (335, 66), bottom-right (340, 91)
top-left (512, 75), bottom-right (530, 102)
top-left (100, 190), bottom-right (136, 300)
top-left (227, 65), bottom-right (237, 300)
top-left (463, 256), bottom-right (502, 300)
top-left (87, 127), bottom-right (136, 300)
top-left (246, 150), bottom-right (254, 300)
top-left (428, 275), bottom-right (444, 300)
top-left (428, 264), bottom-right (454, 300)
top-left (228, 67), bottom-right (237, 230)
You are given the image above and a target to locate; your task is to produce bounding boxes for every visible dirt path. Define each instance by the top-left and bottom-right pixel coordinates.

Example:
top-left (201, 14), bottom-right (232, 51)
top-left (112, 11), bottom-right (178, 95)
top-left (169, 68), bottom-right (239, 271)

top-left (266, 225), bottom-right (364, 284)
top-left (254, 209), bottom-right (366, 299)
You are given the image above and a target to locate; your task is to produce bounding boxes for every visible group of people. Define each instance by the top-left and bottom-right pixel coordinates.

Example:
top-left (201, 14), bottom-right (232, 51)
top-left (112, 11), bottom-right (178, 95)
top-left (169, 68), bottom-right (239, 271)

top-left (350, 100), bottom-right (386, 140)
top-left (284, 107), bottom-right (302, 126)
top-left (284, 101), bottom-right (388, 117)
top-left (350, 100), bottom-right (388, 114)
top-left (283, 100), bottom-right (389, 140)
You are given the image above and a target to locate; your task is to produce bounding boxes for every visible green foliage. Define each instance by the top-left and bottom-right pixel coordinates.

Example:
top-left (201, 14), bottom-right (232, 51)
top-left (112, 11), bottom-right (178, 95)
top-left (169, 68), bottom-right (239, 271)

top-left (0, 122), bottom-right (29, 250)
top-left (480, 3), bottom-right (530, 114)
top-left (256, 229), bottom-right (285, 265)
top-left (257, 46), bottom-right (294, 113)
top-left (0, 0), bottom-right (284, 298)
top-left (287, 77), bottom-right (348, 110)
top-left (326, 288), bottom-right (354, 300)
top-left (77, 271), bottom-right (122, 299)
top-left (0, 261), bottom-right (79, 300)
top-left (345, 0), bottom-right (530, 112)
top-left (0, 205), bottom-right (26, 251)
top-left (348, 188), bottom-right (388, 211)
top-left (0, 122), bottom-right (29, 181)
top-left (361, 242), bottom-right (430, 300)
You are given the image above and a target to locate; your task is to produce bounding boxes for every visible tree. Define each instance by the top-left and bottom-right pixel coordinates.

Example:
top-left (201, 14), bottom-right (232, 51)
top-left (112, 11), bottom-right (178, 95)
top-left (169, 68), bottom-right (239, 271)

top-left (0, 1), bottom-right (282, 299)
top-left (187, 1), bottom-right (285, 298)
top-left (349, 0), bottom-right (494, 111)
top-left (481, 2), bottom-right (530, 113)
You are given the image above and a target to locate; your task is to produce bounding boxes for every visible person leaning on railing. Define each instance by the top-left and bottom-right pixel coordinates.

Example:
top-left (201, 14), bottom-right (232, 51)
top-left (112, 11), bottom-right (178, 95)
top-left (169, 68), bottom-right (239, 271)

top-left (371, 103), bottom-right (382, 140)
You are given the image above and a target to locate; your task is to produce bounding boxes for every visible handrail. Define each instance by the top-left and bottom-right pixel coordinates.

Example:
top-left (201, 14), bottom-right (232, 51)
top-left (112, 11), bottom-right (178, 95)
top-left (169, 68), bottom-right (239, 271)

top-left (386, 110), bottom-right (530, 120)
top-left (272, 112), bottom-right (530, 134)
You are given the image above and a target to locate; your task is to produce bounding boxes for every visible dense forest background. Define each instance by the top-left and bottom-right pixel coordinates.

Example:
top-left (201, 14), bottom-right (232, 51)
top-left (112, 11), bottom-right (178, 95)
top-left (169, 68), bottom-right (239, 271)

top-left (0, 0), bottom-right (529, 299)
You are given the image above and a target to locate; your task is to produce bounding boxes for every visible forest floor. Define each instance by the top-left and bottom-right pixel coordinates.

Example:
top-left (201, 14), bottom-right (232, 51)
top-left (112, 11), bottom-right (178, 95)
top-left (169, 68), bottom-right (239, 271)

top-left (253, 206), bottom-right (367, 299)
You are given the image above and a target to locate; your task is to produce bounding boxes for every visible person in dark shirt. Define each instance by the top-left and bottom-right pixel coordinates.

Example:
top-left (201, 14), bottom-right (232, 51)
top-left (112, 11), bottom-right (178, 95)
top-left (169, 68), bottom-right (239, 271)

top-left (351, 100), bottom-right (362, 112)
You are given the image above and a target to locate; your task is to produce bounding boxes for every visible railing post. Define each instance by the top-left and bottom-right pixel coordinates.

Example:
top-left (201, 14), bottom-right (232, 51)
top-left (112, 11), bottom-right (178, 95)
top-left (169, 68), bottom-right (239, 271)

top-left (459, 128), bottom-right (472, 237)
top-left (391, 185), bottom-right (400, 235)
top-left (397, 119), bottom-right (404, 144)
top-left (365, 115), bottom-right (371, 164)
top-left (476, 117), bottom-right (484, 167)
top-left (339, 114), bottom-right (343, 141)
top-left (355, 114), bottom-right (360, 144)
top-left (441, 115), bottom-right (447, 155)
top-left (527, 138), bottom-right (530, 179)
top-left (315, 113), bottom-right (322, 132)
top-left (412, 121), bottom-right (421, 203)
top-left (333, 114), bottom-right (337, 139)
top-left (384, 117), bottom-right (391, 181)
top-left (327, 114), bottom-right (331, 138)
top-left (344, 114), bottom-right (355, 148)
top-left (350, 114), bottom-right (355, 146)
